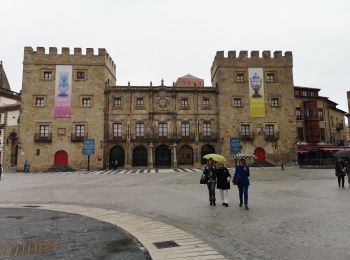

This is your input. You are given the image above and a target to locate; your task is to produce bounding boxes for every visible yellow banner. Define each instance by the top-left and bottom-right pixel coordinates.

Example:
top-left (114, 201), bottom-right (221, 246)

top-left (248, 68), bottom-right (265, 117)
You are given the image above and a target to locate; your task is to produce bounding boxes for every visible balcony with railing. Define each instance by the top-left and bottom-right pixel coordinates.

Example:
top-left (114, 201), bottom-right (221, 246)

top-left (199, 132), bottom-right (218, 142)
top-left (239, 132), bottom-right (254, 141)
top-left (108, 132), bottom-right (127, 142)
top-left (336, 123), bottom-right (344, 131)
top-left (71, 133), bottom-right (85, 142)
top-left (264, 132), bottom-right (279, 141)
top-left (34, 133), bottom-right (52, 143)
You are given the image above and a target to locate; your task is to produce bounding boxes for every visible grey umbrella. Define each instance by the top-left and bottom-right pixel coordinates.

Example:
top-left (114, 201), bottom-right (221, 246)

top-left (334, 150), bottom-right (350, 159)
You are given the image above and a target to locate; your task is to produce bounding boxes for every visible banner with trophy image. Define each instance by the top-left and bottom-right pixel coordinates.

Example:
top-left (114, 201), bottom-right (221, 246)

top-left (54, 65), bottom-right (72, 118)
top-left (248, 68), bottom-right (265, 117)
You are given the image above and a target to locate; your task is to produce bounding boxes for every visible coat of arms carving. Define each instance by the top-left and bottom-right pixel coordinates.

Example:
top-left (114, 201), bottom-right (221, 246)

top-left (156, 96), bottom-right (170, 111)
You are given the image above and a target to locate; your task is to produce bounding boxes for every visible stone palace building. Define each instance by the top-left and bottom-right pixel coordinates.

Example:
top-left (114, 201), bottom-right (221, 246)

top-left (13, 47), bottom-right (346, 171)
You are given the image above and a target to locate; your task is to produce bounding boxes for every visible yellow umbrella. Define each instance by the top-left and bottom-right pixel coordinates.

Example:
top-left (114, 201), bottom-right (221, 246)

top-left (202, 153), bottom-right (227, 163)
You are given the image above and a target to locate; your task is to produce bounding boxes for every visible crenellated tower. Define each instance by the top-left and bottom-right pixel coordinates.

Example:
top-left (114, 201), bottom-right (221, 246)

top-left (211, 50), bottom-right (297, 165)
top-left (19, 47), bottom-right (117, 171)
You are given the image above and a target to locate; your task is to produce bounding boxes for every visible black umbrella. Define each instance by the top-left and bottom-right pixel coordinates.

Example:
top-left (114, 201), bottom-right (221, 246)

top-left (334, 150), bottom-right (350, 159)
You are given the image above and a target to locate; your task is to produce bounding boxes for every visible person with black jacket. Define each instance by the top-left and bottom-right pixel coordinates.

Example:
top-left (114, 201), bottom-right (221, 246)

top-left (216, 163), bottom-right (231, 207)
top-left (202, 158), bottom-right (217, 206)
top-left (335, 158), bottom-right (346, 188)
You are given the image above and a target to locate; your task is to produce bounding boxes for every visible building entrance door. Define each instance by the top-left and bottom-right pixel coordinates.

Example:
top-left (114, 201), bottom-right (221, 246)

top-left (54, 150), bottom-right (68, 165)
top-left (133, 146), bottom-right (148, 167)
top-left (109, 146), bottom-right (125, 168)
top-left (254, 147), bottom-right (266, 161)
top-left (155, 145), bottom-right (171, 168)
top-left (178, 145), bottom-right (193, 165)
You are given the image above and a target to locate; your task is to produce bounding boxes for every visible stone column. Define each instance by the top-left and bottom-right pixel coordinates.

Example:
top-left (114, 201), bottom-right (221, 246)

top-left (173, 143), bottom-right (177, 169)
top-left (125, 142), bottom-right (131, 169)
top-left (149, 142), bottom-right (154, 168)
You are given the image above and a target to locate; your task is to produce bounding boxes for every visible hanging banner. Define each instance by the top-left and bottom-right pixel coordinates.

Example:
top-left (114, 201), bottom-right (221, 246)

top-left (54, 65), bottom-right (72, 118)
top-left (248, 68), bottom-right (265, 117)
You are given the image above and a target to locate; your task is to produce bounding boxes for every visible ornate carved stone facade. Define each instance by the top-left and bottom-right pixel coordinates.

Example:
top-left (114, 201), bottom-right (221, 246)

top-left (105, 84), bottom-right (219, 168)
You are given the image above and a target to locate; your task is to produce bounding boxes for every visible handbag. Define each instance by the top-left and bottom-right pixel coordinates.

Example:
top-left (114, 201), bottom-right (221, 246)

top-left (200, 174), bottom-right (208, 184)
top-left (232, 178), bottom-right (240, 185)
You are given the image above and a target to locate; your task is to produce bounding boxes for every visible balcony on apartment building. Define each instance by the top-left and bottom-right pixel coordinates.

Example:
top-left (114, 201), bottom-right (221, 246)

top-left (34, 133), bottom-right (52, 143)
top-left (336, 123), bottom-right (344, 131)
top-left (239, 132), bottom-right (254, 141)
top-left (108, 132), bottom-right (127, 142)
top-left (71, 133), bottom-right (86, 142)
top-left (264, 132), bottom-right (279, 141)
top-left (199, 132), bottom-right (218, 142)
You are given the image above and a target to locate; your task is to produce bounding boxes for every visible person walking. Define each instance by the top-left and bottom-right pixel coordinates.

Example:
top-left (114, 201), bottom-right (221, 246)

top-left (233, 158), bottom-right (250, 210)
top-left (0, 163), bottom-right (3, 180)
top-left (216, 162), bottom-right (231, 207)
top-left (335, 158), bottom-right (346, 188)
top-left (202, 158), bottom-right (217, 206)
top-left (23, 159), bottom-right (30, 173)
top-left (346, 160), bottom-right (350, 187)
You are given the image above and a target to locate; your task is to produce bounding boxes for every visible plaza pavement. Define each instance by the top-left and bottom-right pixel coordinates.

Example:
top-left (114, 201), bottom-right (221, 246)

top-left (0, 167), bottom-right (349, 260)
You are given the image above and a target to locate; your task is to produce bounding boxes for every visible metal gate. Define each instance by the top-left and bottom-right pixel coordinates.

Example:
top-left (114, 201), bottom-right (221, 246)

top-left (133, 146), bottom-right (148, 167)
top-left (201, 144), bottom-right (215, 164)
top-left (109, 146), bottom-right (125, 167)
top-left (155, 145), bottom-right (171, 168)
top-left (178, 145), bottom-right (193, 165)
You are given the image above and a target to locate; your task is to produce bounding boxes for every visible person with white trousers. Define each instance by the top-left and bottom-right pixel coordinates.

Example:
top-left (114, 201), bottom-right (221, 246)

top-left (216, 163), bottom-right (231, 207)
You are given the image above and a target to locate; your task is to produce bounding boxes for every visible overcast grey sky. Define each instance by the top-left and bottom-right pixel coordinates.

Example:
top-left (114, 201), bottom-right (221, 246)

top-left (1, 0), bottom-right (349, 111)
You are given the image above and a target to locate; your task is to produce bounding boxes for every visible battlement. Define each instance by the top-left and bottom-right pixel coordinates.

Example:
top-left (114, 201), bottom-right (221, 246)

top-left (212, 50), bottom-right (292, 73)
top-left (24, 47), bottom-right (116, 75)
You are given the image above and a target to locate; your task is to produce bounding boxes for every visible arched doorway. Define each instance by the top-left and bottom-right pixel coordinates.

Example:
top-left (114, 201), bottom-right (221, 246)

top-left (109, 146), bottom-right (125, 168)
top-left (54, 150), bottom-right (68, 165)
top-left (178, 145), bottom-right (193, 165)
top-left (201, 144), bottom-right (215, 164)
top-left (133, 146), bottom-right (148, 167)
top-left (254, 147), bottom-right (266, 161)
top-left (155, 144), bottom-right (171, 168)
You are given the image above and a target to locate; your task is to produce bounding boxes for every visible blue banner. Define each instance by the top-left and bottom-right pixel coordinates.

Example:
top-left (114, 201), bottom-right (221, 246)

top-left (230, 137), bottom-right (241, 154)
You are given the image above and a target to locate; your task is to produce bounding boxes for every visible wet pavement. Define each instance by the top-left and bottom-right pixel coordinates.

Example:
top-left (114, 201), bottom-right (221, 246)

top-left (0, 167), bottom-right (350, 259)
top-left (0, 208), bottom-right (151, 259)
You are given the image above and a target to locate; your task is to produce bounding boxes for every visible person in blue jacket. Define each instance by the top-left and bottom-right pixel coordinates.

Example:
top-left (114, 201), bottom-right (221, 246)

top-left (233, 158), bottom-right (250, 210)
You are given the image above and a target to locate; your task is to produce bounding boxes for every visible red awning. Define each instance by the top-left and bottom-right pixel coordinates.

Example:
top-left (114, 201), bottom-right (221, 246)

top-left (297, 144), bottom-right (315, 153)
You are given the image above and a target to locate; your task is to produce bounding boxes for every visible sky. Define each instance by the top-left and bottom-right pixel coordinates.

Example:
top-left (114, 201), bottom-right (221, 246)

top-left (0, 0), bottom-right (349, 112)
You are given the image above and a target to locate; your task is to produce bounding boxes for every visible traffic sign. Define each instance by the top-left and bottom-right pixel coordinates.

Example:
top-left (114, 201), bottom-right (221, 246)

top-left (82, 138), bottom-right (95, 155)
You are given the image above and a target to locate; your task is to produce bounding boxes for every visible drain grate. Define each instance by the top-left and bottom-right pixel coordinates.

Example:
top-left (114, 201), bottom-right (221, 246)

top-left (0, 240), bottom-right (56, 257)
top-left (153, 240), bottom-right (179, 249)
top-left (23, 205), bottom-right (41, 208)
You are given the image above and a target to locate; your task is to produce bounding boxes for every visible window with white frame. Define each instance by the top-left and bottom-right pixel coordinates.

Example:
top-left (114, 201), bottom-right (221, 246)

top-left (271, 98), bottom-right (279, 107)
top-left (82, 98), bottom-right (91, 107)
top-left (181, 98), bottom-right (189, 108)
top-left (35, 97), bottom-right (44, 106)
top-left (265, 124), bottom-right (275, 136)
top-left (158, 123), bottom-right (168, 137)
top-left (266, 73), bottom-right (276, 83)
top-left (233, 98), bottom-right (242, 107)
top-left (203, 122), bottom-right (211, 136)
top-left (43, 71), bottom-right (52, 80)
top-left (202, 98), bottom-right (210, 108)
top-left (114, 97), bottom-right (122, 107)
top-left (240, 124), bottom-right (250, 136)
top-left (75, 124), bottom-right (85, 137)
top-left (39, 125), bottom-right (49, 137)
top-left (113, 123), bottom-right (122, 137)
top-left (136, 122), bottom-right (144, 137)
top-left (136, 98), bottom-right (144, 108)
top-left (236, 73), bottom-right (245, 82)
top-left (181, 122), bottom-right (190, 137)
